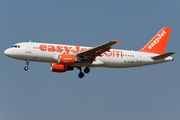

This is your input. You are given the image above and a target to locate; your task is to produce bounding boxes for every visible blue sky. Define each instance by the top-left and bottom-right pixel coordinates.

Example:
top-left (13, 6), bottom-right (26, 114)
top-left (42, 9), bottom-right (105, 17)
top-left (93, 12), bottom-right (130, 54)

top-left (1, 0), bottom-right (180, 120)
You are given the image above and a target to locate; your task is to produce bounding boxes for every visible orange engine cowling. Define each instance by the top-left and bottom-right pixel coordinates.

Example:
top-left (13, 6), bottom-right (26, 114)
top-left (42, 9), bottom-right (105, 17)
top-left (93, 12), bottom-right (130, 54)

top-left (59, 55), bottom-right (76, 65)
top-left (51, 63), bottom-right (74, 73)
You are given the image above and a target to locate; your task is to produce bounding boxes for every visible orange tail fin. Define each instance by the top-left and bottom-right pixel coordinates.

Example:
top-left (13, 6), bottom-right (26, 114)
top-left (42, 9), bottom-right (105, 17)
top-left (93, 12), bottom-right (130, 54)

top-left (138, 27), bottom-right (172, 54)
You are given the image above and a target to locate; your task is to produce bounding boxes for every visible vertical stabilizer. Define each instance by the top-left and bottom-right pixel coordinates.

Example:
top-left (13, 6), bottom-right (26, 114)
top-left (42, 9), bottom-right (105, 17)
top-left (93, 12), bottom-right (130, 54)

top-left (138, 27), bottom-right (172, 54)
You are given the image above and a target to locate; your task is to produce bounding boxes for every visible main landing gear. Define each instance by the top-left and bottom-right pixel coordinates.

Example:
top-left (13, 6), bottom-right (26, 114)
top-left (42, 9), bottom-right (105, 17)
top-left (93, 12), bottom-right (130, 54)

top-left (24, 60), bottom-right (29, 71)
top-left (77, 67), bottom-right (90, 78)
top-left (84, 67), bottom-right (90, 74)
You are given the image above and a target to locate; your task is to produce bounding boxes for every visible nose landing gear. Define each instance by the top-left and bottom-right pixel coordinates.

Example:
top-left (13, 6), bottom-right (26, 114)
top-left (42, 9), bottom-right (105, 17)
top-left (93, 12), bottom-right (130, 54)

top-left (24, 60), bottom-right (29, 71)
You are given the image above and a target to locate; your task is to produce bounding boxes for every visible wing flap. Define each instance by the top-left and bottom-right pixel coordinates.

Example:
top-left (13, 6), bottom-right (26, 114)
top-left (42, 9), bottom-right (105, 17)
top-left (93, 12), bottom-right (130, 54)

top-left (77, 39), bottom-right (120, 57)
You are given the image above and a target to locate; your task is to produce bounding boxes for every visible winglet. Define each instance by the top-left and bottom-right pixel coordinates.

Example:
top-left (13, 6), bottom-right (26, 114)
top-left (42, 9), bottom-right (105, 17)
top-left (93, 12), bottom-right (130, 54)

top-left (116, 39), bottom-right (121, 44)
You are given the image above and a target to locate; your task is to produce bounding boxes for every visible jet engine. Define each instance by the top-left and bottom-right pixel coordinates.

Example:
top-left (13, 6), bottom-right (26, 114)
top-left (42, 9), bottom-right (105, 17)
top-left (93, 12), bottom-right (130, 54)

top-left (59, 54), bottom-right (76, 65)
top-left (53, 54), bottom-right (81, 65)
top-left (51, 63), bottom-right (73, 73)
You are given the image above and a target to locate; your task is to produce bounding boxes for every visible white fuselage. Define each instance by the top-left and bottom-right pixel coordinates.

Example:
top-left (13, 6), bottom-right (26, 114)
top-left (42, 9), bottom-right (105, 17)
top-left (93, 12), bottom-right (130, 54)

top-left (4, 42), bottom-right (173, 68)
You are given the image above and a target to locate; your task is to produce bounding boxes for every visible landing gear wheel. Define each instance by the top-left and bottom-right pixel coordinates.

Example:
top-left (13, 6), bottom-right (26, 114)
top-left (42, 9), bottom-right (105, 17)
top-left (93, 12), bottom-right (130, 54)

top-left (24, 60), bottom-right (29, 71)
top-left (24, 66), bottom-right (28, 71)
top-left (78, 72), bottom-right (84, 78)
top-left (84, 67), bottom-right (90, 74)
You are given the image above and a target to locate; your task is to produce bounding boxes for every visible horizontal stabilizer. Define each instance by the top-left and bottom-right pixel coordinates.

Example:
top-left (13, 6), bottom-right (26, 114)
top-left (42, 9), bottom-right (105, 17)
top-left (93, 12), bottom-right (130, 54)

top-left (152, 52), bottom-right (175, 60)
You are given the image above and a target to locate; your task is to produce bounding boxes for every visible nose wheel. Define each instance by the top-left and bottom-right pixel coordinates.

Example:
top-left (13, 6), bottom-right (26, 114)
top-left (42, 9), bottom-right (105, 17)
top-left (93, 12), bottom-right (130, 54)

top-left (24, 66), bottom-right (28, 71)
top-left (24, 60), bottom-right (29, 71)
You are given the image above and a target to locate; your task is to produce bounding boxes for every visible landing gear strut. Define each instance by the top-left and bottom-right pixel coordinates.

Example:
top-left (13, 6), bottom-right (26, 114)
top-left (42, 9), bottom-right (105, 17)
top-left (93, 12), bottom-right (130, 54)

top-left (77, 67), bottom-right (84, 78)
top-left (24, 60), bottom-right (29, 71)
top-left (77, 67), bottom-right (90, 78)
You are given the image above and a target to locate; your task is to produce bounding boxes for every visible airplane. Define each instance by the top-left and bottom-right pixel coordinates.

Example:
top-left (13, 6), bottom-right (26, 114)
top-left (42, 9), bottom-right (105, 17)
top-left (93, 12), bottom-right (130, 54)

top-left (4, 27), bottom-right (175, 78)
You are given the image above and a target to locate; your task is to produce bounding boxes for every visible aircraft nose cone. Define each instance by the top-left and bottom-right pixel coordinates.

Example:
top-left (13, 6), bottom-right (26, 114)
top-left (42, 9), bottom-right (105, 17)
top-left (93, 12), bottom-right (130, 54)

top-left (4, 49), bottom-right (11, 57)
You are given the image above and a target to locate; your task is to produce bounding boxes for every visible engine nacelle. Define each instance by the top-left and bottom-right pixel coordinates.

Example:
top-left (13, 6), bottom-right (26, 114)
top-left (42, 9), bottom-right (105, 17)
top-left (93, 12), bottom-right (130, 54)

top-left (53, 54), bottom-right (82, 65)
top-left (51, 63), bottom-right (73, 73)
top-left (59, 54), bottom-right (76, 65)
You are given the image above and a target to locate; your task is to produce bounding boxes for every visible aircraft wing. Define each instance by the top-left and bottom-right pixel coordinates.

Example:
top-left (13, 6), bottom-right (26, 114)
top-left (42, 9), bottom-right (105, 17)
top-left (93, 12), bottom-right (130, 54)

top-left (76, 39), bottom-right (120, 61)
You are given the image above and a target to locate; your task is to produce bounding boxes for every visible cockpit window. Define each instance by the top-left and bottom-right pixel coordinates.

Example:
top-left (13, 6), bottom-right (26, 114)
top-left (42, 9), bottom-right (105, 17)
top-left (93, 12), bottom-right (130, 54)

top-left (12, 45), bottom-right (20, 48)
